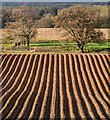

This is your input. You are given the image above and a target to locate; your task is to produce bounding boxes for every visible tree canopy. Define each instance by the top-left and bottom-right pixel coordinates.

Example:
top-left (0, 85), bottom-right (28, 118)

top-left (53, 5), bottom-right (104, 53)
top-left (5, 6), bottom-right (40, 50)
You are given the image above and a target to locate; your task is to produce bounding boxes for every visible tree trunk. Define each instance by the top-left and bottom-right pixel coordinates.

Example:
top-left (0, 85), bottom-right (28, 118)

top-left (24, 40), bottom-right (25, 46)
top-left (27, 39), bottom-right (30, 51)
top-left (79, 46), bottom-right (84, 53)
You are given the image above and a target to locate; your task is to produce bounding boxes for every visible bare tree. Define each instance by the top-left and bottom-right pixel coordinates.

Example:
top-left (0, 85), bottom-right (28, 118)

top-left (5, 6), bottom-right (40, 51)
top-left (53, 5), bottom-right (104, 53)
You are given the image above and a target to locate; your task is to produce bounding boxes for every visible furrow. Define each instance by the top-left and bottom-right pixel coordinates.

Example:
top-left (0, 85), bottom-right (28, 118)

top-left (0, 54), bottom-right (16, 79)
top-left (0, 55), bottom-right (13, 84)
top-left (92, 54), bottom-right (109, 94)
top-left (67, 54), bottom-right (82, 119)
top-left (1, 53), bottom-right (110, 119)
top-left (0, 55), bottom-right (17, 80)
top-left (59, 54), bottom-right (65, 118)
top-left (102, 55), bottom-right (110, 70)
top-left (33, 54), bottom-right (49, 119)
top-left (50, 54), bottom-right (57, 119)
top-left (79, 54), bottom-right (109, 119)
top-left (98, 55), bottom-right (110, 81)
top-left (82, 55), bottom-right (110, 117)
top-left (21, 54), bottom-right (45, 119)
top-left (55, 54), bottom-right (60, 118)
top-left (4, 54), bottom-right (30, 118)
top-left (1, 54), bottom-right (7, 62)
top-left (6, 55), bottom-right (38, 119)
top-left (0, 55), bottom-right (16, 79)
top-left (43, 54), bottom-right (54, 118)
top-left (101, 54), bottom-right (110, 82)
top-left (74, 54), bottom-right (99, 119)
top-left (106, 54), bottom-right (110, 63)
top-left (0, 54), bottom-right (12, 71)
top-left (0, 55), bottom-right (25, 96)
top-left (0, 55), bottom-right (10, 80)
top-left (28, 54), bottom-right (47, 118)
top-left (1, 55), bottom-right (21, 88)
top-left (60, 54), bottom-right (70, 118)
top-left (1, 55), bottom-right (25, 94)
top-left (0, 55), bottom-right (21, 90)
top-left (69, 54), bottom-right (86, 118)
top-left (0, 54), bottom-right (33, 118)
top-left (85, 55), bottom-right (110, 107)
top-left (0, 54), bottom-right (8, 68)
top-left (39, 54), bottom-right (53, 118)
top-left (2, 55), bottom-right (34, 119)
top-left (89, 55), bottom-right (110, 100)
top-left (87, 54), bottom-right (110, 103)
top-left (0, 55), bottom-right (29, 105)
top-left (63, 54), bottom-right (75, 119)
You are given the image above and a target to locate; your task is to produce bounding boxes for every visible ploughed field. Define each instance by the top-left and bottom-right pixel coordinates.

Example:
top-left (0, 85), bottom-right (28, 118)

top-left (0, 53), bottom-right (110, 119)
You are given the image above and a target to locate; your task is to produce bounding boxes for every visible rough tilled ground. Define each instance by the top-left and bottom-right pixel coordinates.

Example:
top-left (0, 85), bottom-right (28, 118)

top-left (0, 53), bottom-right (110, 119)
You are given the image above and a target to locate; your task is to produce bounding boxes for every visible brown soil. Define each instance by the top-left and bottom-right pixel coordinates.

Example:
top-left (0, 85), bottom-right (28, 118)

top-left (0, 53), bottom-right (110, 119)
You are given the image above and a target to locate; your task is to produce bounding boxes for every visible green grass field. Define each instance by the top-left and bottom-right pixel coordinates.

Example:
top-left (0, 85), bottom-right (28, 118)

top-left (2, 42), bottom-right (110, 47)
top-left (2, 42), bottom-right (110, 53)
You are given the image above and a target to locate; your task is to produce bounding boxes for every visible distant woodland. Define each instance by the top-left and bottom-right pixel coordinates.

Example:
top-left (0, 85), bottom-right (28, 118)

top-left (2, 2), bottom-right (109, 8)
top-left (2, 2), bottom-right (110, 28)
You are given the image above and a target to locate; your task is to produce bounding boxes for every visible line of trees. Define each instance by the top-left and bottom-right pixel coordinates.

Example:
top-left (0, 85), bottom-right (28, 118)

top-left (2, 2), bottom-right (109, 8)
top-left (2, 5), bottom-right (109, 52)
top-left (3, 6), bottom-right (57, 50)
top-left (2, 5), bottom-right (109, 29)
top-left (2, 6), bottom-right (58, 28)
